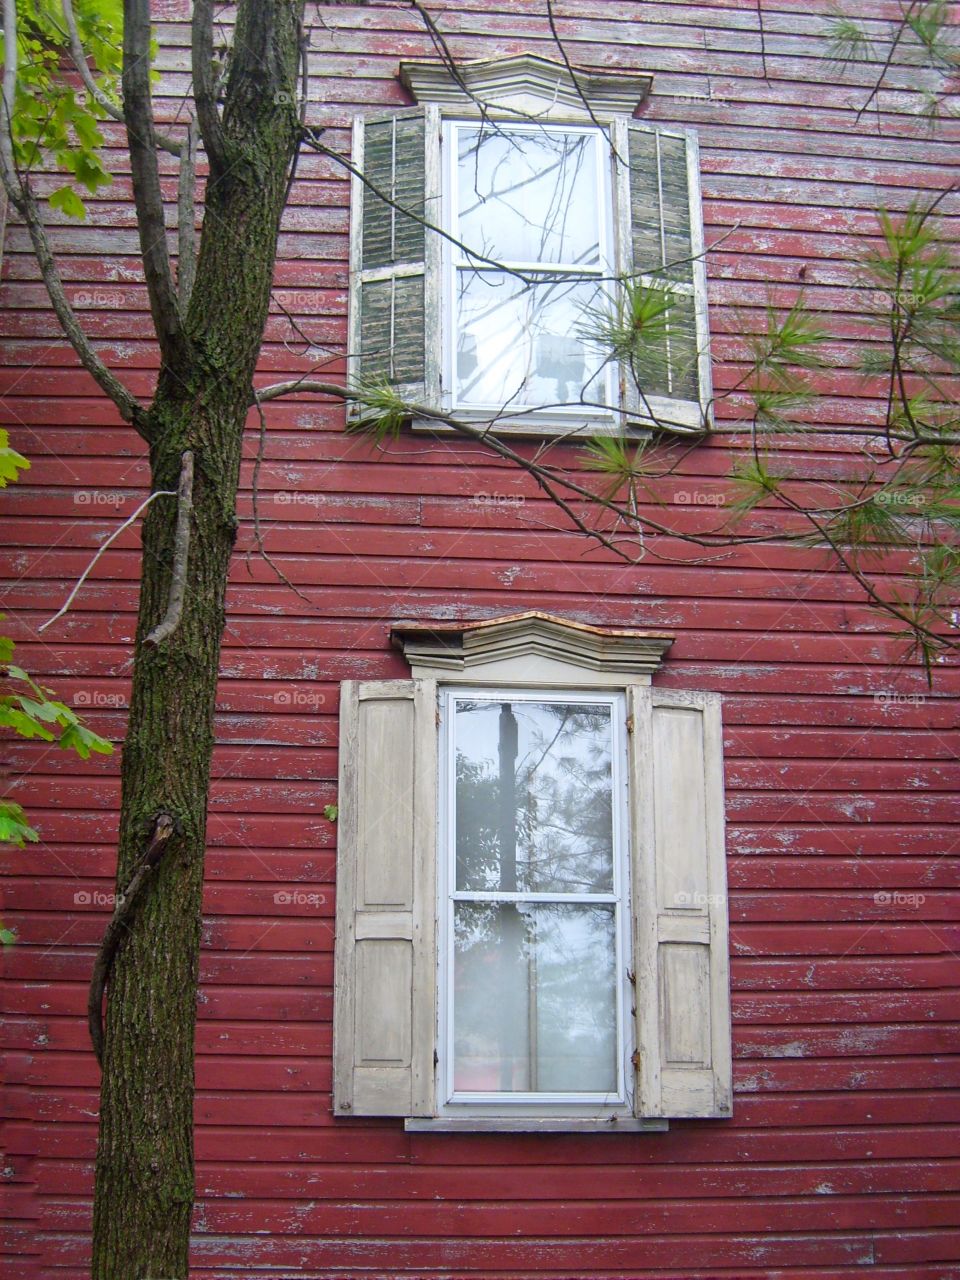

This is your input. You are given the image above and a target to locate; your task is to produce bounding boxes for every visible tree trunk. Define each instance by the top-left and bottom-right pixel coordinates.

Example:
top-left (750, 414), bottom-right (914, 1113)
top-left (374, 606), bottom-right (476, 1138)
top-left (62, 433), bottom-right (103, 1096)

top-left (91, 5), bottom-right (305, 1275)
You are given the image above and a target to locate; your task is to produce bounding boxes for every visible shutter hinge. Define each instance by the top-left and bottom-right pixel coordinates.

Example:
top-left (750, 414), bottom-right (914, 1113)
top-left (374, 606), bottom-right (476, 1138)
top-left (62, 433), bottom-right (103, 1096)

top-left (433, 1049), bottom-right (439, 1068)
top-left (625, 714), bottom-right (634, 735)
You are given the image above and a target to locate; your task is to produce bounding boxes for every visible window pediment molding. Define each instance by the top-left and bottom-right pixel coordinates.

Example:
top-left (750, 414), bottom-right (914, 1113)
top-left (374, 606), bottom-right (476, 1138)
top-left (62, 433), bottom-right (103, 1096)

top-left (391, 611), bottom-right (673, 685)
top-left (399, 53), bottom-right (652, 121)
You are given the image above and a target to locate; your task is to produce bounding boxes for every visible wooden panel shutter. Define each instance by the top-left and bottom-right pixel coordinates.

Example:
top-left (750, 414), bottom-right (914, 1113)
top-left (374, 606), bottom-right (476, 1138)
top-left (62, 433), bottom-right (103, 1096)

top-left (348, 107), bottom-right (440, 406)
top-left (628, 686), bottom-right (732, 1118)
top-left (612, 120), bottom-right (712, 433)
top-left (333, 679), bottom-right (438, 1117)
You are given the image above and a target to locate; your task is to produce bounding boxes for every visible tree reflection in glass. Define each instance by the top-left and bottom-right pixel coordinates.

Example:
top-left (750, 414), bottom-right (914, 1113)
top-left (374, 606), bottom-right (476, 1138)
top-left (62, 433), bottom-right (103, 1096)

top-left (452, 125), bottom-right (609, 409)
top-left (451, 698), bottom-right (620, 1095)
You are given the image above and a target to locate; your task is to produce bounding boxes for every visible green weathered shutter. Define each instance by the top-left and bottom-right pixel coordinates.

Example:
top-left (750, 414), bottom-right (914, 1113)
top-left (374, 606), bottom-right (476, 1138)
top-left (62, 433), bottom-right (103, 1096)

top-left (612, 121), bottom-right (711, 433)
top-left (349, 107), bottom-right (440, 404)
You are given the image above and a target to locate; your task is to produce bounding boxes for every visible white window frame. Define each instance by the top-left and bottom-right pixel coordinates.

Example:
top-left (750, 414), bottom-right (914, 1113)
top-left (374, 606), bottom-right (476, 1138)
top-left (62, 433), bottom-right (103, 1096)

top-left (437, 686), bottom-right (633, 1116)
top-left (332, 613), bottom-right (732, 1134)
top-left (344, 54), bottom-right (713, 441)
top-left (441, 120), bottom-right (617, 426)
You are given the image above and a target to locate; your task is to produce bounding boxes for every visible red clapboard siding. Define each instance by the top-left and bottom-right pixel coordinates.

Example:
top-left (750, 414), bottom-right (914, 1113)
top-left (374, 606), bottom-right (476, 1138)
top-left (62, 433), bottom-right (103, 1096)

top-left (2, 2), bottom-right (959, 1277)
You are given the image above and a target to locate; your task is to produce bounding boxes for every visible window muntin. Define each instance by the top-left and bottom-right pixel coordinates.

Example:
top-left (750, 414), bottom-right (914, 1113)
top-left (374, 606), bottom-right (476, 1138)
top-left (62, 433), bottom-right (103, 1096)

top-left (445, 122), bottom-right (614, 415)
top-left (441, 690), bottom-right (630, 1106)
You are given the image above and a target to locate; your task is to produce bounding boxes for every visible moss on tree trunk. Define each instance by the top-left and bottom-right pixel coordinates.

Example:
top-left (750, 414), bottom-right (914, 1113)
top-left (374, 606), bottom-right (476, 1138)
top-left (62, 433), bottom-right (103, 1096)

top-left (91, 5), bottom-right (305, 1275)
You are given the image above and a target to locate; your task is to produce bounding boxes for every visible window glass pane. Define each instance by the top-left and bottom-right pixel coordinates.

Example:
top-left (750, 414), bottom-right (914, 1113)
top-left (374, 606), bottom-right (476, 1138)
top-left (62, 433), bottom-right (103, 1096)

top-left (456, 272), bottom-right (608, 409)
top-left (457, 127), bottom-right (600, 267)
top-left (453, 903), bottom-right (617, 1094)
top-left (454, 699), bottom-right (614, 893)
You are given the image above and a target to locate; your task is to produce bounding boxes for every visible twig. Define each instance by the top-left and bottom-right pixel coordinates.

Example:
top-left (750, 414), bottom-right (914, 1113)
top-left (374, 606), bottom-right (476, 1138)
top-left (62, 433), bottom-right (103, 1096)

top-left (60, 0), bottom-right (181, 155)
top-left (177, 117), bottom-right (198, 309)
top-left (123, 0), bottom-right (183, 360)
top-left (144, 452), bottom-right (195, 647)
top-left (247, 394), bottom-right (314, 605)
top-left (88, 812), bottom-right (177, 1066)
top-left (38, 489), bottom-right (176, 633)
top-left (855, 1), bottom-right (921, 122)
top-left (0, 0), bottom-right (144, 430)
top-left (192, 0), bottom-right (229, 175)
top-left (756, 0), bottom-right (770, 82)
top-left (545, 0), bottom-right (624, 156)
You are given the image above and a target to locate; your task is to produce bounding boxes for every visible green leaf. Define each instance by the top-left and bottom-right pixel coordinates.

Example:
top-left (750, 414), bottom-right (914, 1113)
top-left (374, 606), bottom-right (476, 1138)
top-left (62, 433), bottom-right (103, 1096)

top-left (48, 184), bottom-right (87, 220)
top-left (59, 722), bottom-right (113, 759)
top-left (0, 706), bottom-right (56, 740)
top-left (0, 430), bottom-right (30, 487)
top-left (323, 804), bottom-right (339, 823)
top-left (0, 799), bottom-right (39, 847)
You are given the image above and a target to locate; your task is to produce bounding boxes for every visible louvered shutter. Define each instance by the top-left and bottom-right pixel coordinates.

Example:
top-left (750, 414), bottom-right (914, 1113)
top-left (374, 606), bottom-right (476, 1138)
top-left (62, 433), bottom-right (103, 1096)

top-left (611, 120), bottom-right (712, 433)
top-left (628, 686), bottom-right (732, 1118)
top-left (348, 107), bottom-right (441, 406)
top-left (332, 680), bottom-right (438, 1117)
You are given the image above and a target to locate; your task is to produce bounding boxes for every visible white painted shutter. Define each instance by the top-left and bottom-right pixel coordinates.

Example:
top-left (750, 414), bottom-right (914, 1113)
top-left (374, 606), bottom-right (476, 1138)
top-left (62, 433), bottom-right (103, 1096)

top-left (611, 119), bottom-right (712, 434)
top-left (628, 686), bottom-right (732, 1118)
top-left (333, 679), bottom-right (438, 1117)
top-left (347, 106), bottom-right (441, 408)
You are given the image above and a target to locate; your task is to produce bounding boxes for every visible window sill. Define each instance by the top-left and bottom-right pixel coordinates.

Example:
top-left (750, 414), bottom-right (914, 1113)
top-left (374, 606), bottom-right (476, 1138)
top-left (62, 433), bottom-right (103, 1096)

top-left (404, 1116), bottom-right (669, 1133)
top-left (410, 411), bottom-right (622, 440)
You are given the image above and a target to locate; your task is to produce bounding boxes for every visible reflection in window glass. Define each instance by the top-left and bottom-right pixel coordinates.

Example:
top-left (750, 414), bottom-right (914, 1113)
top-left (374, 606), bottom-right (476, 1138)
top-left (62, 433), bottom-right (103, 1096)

top-left (454, 700), bottom-right (613, 894)
top-left (451, 124), bottom-right (611, 413)
top-left (454, 903), bottom-right (617, 1093)
top-left (449, 696), bottom-right (622, 1099)
top-left (456, 274), bottom-right (606, 408)
top-left (457, 127), bottom-right (600, 266)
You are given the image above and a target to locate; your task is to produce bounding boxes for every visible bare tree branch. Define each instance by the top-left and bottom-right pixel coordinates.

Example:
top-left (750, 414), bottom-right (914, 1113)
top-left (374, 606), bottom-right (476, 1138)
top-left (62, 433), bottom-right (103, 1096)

top-left (247, 394), bottom-right (314, 604)
top-left (60, 0), bottom-right (181, 155)
top-left (0, 0), bottom-right (145, 429)
top-left (144, 452), bottom-right (195, 647)
top-left (254, 375), bottom-right (958, 655)
top-left (855, 1), bottom-right (921, 122)
top-left (177, 116), bottom-right (198, 308)
top-left (122, 0), bottom-right (183, 359)
top-left (38, 489), bottom-right (176, 633)
top-left (191, 0), bottom-right (229, 176)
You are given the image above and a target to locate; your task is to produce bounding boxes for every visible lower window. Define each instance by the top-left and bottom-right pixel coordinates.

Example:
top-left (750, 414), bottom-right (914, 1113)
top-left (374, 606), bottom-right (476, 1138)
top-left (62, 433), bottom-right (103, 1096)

top-left (332, 624), bottom-right (733, 1128)
top-left (439, 690), bottom-right (631, 1109)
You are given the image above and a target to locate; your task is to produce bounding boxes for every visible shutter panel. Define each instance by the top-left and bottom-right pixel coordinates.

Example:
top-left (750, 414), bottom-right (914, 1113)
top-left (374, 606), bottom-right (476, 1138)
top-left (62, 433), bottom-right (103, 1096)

top-left (348, 107), bottom-right (441, 406)
top-left (628, 686), bottom-right (732, 1118)
top-left (612, 120), bottom-right (712, 433)
top-left (333, 679), bottom-right (438, 1117)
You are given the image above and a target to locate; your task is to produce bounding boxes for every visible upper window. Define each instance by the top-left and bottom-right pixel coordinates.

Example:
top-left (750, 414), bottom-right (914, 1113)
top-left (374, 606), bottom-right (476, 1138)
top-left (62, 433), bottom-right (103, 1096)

top-left (331, 613), bottom-right (732, 1131)
top-left (348, 55), bottom-right (712, 436)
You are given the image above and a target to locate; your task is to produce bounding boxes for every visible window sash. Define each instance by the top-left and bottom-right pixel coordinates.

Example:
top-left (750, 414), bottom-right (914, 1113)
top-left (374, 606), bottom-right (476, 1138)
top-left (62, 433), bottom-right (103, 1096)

top-left (438, 688), bottom-right (631, 1107)
top-left (443, 121), bottom-right (616, 417)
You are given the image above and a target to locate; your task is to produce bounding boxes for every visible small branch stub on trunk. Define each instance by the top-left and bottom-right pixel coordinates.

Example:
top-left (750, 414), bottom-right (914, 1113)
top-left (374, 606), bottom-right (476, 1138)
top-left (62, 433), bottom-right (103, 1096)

top-left (88, 812), bottom-right (178, 1065)
top-left (145, 450), bottom-right (195, 647)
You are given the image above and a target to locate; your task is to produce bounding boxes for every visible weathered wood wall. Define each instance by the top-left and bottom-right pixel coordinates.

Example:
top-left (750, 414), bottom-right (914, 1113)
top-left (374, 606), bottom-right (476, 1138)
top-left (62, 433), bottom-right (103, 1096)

top-left (2, 1), bottom-right (958, 1276)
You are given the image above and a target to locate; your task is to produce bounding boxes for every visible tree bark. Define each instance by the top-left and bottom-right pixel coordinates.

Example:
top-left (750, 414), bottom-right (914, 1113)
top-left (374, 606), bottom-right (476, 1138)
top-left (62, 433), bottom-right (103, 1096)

top-left (91, 5), bottom-right (305, 1276)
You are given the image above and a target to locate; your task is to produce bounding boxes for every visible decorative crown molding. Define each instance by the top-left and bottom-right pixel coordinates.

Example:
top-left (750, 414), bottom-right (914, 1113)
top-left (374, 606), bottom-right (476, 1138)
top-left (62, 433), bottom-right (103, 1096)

top-left (399, 53), bottom-right (652, 121)
top-left (391, 612), bottom-right (673, 686)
